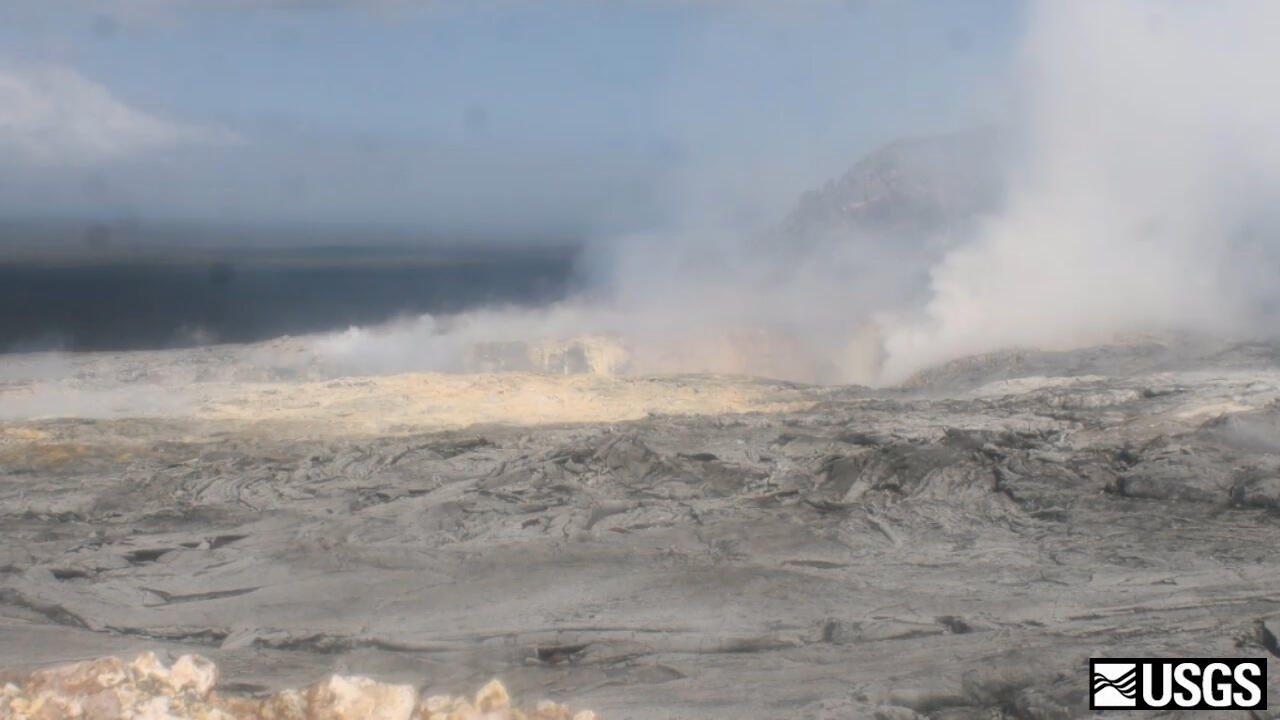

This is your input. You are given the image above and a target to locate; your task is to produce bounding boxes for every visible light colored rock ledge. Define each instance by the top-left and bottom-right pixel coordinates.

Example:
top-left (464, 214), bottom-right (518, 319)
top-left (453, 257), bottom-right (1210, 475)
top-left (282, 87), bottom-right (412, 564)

top-left (0, 652), bottom-right (599, 720)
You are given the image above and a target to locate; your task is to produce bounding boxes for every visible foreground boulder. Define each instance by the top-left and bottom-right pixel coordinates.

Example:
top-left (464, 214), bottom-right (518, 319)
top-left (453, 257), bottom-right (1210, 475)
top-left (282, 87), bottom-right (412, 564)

top-left (0, 653), bottom-right (598, 720)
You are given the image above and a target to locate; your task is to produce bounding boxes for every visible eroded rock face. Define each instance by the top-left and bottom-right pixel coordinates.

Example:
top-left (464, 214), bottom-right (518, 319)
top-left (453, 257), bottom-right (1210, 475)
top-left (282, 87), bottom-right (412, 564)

top-left (463, 336), bottom-right (630, 376)
top-left (459, 327), bottom-right (878, 384)
top-left (0, 654), bottom-right (597, 720)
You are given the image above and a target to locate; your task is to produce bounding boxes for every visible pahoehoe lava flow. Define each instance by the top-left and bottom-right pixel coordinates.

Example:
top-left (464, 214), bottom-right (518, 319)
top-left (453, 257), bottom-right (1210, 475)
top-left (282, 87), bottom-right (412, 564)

top-left (2, 336), bottom-right (1279, 718)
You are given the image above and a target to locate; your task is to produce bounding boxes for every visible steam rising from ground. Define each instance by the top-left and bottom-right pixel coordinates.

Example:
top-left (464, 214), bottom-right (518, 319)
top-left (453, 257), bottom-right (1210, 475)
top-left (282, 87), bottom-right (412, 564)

top-left (882, 0), bottom-right (1280, 381)
top-left (318, 1), bottom-right (1280, 386)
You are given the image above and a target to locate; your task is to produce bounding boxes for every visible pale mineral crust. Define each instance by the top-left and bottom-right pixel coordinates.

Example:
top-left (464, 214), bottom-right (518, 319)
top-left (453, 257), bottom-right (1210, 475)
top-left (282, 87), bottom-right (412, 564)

top-left (0, 654), bottom-right (596, 720)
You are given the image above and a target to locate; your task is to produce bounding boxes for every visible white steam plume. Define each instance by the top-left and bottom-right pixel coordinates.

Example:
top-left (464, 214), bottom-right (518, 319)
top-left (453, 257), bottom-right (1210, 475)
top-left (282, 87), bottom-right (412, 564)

top-left (317, 1), bottom-right (1280, 387)
top-left (882, 0), bottom-right (1280, 381)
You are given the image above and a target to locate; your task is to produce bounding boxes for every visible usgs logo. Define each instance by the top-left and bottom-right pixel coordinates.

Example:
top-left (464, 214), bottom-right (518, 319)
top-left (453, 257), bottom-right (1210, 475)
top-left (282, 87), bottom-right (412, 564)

top-left (1090, 658), bottom-right (1266, 710)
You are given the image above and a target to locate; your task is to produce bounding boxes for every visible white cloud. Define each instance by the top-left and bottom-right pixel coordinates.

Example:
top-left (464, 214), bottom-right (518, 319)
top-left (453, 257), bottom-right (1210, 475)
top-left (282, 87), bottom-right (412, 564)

top-left (0, 64), bottom-right (236, 166)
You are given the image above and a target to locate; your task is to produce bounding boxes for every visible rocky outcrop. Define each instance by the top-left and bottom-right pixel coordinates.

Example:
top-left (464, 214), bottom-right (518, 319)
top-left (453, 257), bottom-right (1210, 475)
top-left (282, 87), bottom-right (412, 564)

top-left (0, 654), bottom-right (598, 720)
top-left (781, 127), bottom-right (1007, 249)
top-left (462, 325), bottom-right (880, 385)
top-left (464, 336), bottom-right (630, 376)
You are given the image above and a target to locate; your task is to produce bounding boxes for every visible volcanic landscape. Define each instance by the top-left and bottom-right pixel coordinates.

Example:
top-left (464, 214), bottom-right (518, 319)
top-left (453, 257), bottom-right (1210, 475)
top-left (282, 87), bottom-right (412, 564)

top-left (3, 333), bottom-right (1279, 719)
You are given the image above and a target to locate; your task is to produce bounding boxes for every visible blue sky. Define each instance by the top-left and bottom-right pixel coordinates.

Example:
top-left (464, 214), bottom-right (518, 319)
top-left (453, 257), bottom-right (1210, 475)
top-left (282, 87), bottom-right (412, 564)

top-left (0, 0), bottom-right (1025, 239)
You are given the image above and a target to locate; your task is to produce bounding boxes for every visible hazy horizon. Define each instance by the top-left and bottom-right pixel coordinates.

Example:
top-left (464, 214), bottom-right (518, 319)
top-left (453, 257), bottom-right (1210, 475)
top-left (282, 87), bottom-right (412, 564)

top-left (6, 1), bottom-right (1280, 387)
top-left (0, 0), bottom-right (1018, 238)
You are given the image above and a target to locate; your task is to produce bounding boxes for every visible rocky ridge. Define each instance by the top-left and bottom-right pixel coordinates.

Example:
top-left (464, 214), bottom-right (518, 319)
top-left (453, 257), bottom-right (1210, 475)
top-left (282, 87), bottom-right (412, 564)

top-left (781, 127), bottom-right (1007, 251)
top-left (0, 653), bottom-right (597, 720)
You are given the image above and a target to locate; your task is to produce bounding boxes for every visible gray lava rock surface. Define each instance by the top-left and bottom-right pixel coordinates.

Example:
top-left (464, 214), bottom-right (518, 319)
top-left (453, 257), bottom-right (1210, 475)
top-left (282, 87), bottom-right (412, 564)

top-left (3, 341), bottom-right (1280, 718)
